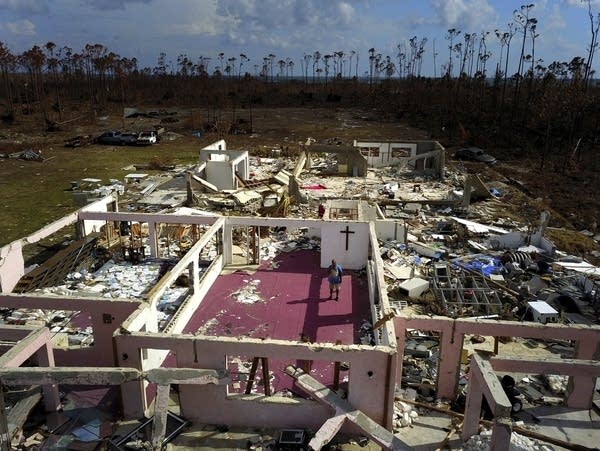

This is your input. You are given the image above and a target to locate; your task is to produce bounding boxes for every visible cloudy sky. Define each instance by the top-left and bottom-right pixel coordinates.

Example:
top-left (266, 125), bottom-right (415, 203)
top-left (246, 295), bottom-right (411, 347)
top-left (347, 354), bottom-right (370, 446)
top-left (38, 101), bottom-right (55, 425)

top-left (0, 0), bottom-right (597, 76)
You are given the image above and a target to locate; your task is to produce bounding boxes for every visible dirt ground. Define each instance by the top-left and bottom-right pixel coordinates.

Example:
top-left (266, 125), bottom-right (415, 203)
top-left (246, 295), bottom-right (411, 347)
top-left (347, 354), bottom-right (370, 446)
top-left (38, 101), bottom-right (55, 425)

top-left (0, 105), bottom-right (599, 261)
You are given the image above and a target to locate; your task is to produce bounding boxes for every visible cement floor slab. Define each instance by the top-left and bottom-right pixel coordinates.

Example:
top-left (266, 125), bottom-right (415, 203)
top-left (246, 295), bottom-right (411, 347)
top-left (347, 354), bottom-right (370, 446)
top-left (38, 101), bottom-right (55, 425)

top-left (393, 411), bottom-right (462, 450)
top-left (521, 405), bottom-right (600, 450)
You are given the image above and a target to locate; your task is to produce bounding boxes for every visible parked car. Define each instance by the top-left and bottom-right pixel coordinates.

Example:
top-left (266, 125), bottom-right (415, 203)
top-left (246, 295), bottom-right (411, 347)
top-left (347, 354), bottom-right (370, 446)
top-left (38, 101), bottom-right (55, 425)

top-left (96, 130), bottom-right (123, 145)
top-left (454, 147), bottom-right (497, 164)
top-left (120, 133), bottom-right (139, 146)
top-left (136, 130), bottom-right (157, 145)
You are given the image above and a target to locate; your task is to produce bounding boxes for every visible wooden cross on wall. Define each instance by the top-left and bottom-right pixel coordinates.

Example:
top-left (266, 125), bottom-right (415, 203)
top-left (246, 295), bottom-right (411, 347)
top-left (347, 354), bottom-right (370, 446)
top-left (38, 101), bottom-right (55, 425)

top-left (340, 225), bottom-right (355, 251)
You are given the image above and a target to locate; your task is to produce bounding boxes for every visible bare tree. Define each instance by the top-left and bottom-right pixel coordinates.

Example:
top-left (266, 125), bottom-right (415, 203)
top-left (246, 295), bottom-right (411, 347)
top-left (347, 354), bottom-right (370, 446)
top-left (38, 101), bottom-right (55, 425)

top-left (0, 42), bottom-right (16, 118)
top-left (368, 47), bottom-right (376, 85)
top-left (238, 54), bottom-right (248, 77)
top-left (445, 28), bottom-right (461, 77)
top-left (514, 4), bottom-right (536, 98)
top-left (583, 0), bottom-right (600, 89)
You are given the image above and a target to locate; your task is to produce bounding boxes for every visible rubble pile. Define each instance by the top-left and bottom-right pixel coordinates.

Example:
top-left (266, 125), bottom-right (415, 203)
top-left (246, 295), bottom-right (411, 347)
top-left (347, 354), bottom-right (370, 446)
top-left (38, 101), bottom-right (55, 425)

top-left (258, 228), bottom-right (321, 263)
top-left (392, 400), bottom-right (419, 429)
top-left (461, 429), bottom-right (554, 451)
top-left (233, 279), bottom-right (263, 304)
top-left (6, 257), bottom-right (194, 334)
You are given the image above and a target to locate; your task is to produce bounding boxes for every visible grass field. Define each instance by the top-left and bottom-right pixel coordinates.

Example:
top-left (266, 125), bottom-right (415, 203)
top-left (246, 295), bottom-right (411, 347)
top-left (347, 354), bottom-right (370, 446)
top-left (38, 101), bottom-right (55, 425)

top-left (1, 105), bottom-right (599, 264)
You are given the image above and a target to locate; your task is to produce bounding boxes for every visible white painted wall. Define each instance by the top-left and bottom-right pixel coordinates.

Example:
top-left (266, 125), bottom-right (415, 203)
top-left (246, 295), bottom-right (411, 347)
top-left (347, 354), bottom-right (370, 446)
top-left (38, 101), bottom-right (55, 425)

top-left (201, 139), bottom-right (227, 151)
top-left (354, 140), bottom-right (418, 168)
top-left (206, 161), bottom-right (235, 190)
top-left (375, 220), bottom-right (406, 242)
top-left (320, 222), bottom-right (369, 270)
top-left (0, 240), bottom-right (24, 293)
top-left (80, 195), bottom-right (116, 235)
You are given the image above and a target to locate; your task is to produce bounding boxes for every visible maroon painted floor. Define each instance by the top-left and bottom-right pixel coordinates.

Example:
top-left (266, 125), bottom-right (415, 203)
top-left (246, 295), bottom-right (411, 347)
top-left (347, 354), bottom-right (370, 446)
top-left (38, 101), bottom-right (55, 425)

top-left (184, 249), bottom-right (370, 344)
top-left (180, 249), bottom-right (372, 395)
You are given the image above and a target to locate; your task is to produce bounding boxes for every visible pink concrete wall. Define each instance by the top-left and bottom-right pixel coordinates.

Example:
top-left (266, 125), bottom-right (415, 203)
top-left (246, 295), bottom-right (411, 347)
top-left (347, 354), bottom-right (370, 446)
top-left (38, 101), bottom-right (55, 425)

top-left (115, 332), bottom-right (394, 428)
top-left (395, 315), bottom-right (600, 408)
top-left (0, 294), bottom-right (140, 367)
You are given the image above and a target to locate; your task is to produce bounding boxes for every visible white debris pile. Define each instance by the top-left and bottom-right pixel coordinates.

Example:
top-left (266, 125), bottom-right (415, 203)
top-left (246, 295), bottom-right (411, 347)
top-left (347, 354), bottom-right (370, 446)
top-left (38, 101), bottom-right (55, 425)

top-left (461, 429), bottom-right (555, 451)
top-left (156, 286), bottom-right (189, 330)
top-left (543, 374), bottom-right (568, 394)
top-left (392, 400), bottom-right (419, 429)
top-left (39, 260), bottom-right (163, 299)
top-left (259, 229), bottom-right (321, 263)
top-left (233, 279), bottom-right (262, 304)
top-left (379, 241), bottom-right (428, 281)
top-left (2, 309), bottom-right (69, 327)
top-left (359, 319), bottom-right (375, 345)
top-left (33, 258), bottom-right (193, 332)
top-left (248, 156), bottom-right (289, 179)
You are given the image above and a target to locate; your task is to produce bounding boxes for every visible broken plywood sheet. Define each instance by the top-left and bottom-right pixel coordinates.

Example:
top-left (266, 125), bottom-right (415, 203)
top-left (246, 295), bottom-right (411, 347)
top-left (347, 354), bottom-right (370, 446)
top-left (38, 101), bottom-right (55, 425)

top-left (450, 217), bottom-right (509, 235)
top-left (387, 265), bottom-right (414, 280)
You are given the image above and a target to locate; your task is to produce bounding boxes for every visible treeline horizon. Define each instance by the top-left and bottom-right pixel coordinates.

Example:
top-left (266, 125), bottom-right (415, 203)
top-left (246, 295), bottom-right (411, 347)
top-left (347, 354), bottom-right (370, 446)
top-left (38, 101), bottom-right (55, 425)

top-left (1, 3), bottom-right (600, 173)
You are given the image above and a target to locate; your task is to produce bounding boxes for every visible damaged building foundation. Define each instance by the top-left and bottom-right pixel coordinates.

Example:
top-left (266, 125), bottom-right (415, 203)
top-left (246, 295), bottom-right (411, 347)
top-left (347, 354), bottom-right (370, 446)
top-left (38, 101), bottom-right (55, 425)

top-left (0, 139), bottom-right (599, 449)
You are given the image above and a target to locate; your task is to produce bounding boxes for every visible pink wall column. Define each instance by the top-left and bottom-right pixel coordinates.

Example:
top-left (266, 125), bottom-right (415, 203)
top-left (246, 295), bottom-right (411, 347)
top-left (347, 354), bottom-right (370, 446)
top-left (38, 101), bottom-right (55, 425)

top-left (176, 338), bottom-right (224, 423)
top-left (462, 369), bottom-right (483, 440)
top-left (34, 339), bottom-right (60, 412)
top-left (490, 418), bottom-right (512, 450)
top-left (347, 351), bottom-right (395, 428)
top-left (566, 339), bottom-right (600, 408)
top-left (115, 336), bottom-right (146, 418)
top-left (395, 316), bottom-right (460, 399)
top-left (436, 320), bottom-right (463, 399)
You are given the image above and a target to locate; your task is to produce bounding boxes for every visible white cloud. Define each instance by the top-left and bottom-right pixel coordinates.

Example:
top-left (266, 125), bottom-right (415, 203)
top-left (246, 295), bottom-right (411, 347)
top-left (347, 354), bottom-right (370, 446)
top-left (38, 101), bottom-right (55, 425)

top-left (0, 0), bottom-right (47, 14)
top-left (563, 0), bottom-right (600, 8)
top-left (206, 0), bottom-right (364, 54)
top-left (84, 0), bottom-right (152, 10)
top-left (546, 4), bottom-right (567, 30)
top-left (431, 0), bottom-right (498, 30)
top-left (4, 18), bottom-right (36, 35)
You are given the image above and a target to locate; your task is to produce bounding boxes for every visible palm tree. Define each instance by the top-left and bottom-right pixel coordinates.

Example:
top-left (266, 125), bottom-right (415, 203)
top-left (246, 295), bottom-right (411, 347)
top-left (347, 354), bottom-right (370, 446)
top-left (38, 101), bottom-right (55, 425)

top-left (301, 53), bottom-right (311, 83)
top-left (368, 47), bottom-right (376, 85)
top-left (312, 51), bottom-right (321, 83)
top-left (323, 54), bottom-right (332, 84)
top-left (45, 41), bottom-right (62, 120)
top-left (348, 50), bottom-right (356, 78)
top-left (218, 52), bottom-right (225, 72)
top-left (239, 54), bottom-right (248, 77)
top-left (0, 41), bottom-right (17, 118)
top-left (268, 54), bottom-right (276, 81)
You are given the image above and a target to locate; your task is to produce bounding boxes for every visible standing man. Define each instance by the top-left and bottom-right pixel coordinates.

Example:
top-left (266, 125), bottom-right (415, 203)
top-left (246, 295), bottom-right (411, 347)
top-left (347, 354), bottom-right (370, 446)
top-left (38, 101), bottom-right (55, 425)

top-left (327, 259), bottom-right (343, 301)
top-left (318, 203), bottom-right (326, 219)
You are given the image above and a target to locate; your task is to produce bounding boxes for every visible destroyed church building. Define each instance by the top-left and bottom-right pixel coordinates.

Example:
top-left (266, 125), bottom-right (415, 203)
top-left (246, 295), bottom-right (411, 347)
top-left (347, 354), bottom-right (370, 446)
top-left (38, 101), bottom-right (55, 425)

top-left (0, 138), bottom-right (599, 450)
